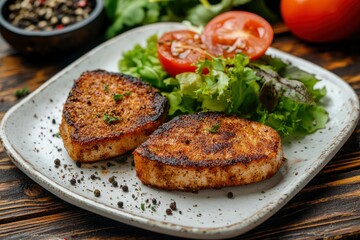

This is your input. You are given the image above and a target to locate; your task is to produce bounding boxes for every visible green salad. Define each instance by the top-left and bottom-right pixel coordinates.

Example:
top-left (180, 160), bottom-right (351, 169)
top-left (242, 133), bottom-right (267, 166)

top-left (118, 35), bottom-right (328, 136)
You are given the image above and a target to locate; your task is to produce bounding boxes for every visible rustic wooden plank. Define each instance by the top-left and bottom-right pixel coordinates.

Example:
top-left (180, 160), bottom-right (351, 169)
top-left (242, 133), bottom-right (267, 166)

top-left (0, 210), bottom-right (180, 240)
top-left (323, 154), bottom-right (360, 175)
top-left (272, 22), bottom-right (289, 35)
top-left (272, 34), bottom-right (360, 69)
top-left (239, 169), bottom-right (360, 239)
top-left (0, 177), bottom-right (76, 224)
top-left (0, 156), bottom-right (29, 182)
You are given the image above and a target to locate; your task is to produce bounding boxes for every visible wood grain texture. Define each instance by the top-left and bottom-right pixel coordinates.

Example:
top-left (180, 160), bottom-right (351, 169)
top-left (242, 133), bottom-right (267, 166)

top-left (0, 24), bottom-right (359, 240)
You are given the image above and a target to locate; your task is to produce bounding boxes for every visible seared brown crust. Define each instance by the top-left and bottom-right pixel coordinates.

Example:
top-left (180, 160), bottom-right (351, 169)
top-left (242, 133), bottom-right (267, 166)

top-left (60, 70), bottom-right (168, 162)
top-left (133, 112), bottom-right (284, 191)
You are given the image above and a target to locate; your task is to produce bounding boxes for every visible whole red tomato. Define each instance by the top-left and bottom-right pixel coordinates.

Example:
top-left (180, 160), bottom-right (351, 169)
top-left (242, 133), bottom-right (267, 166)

top-left (281, 0), bottom-right (360, 42)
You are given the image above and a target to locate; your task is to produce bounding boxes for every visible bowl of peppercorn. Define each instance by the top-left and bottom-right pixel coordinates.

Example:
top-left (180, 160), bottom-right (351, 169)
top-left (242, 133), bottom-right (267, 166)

top-left (0, 0), bottom-right (104, 55)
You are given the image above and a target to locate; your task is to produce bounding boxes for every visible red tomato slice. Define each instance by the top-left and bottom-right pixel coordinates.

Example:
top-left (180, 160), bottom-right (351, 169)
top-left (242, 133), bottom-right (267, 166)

top-left (157, 30), bottom-right (210, 76)
top-left (202, 11), bottom-right (274, 59)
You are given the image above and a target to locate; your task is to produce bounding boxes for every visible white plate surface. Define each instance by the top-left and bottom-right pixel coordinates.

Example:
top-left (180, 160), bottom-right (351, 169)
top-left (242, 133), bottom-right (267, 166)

top-left (1, 23), bottom-right (359, 239)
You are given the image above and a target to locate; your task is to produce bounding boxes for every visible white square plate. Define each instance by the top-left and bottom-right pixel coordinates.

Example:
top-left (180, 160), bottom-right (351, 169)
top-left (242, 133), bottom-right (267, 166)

top-left (1, 23), bottom-right (359, 239)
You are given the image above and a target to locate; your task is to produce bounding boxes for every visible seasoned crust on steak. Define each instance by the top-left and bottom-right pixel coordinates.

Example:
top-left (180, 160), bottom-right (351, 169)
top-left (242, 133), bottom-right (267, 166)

top-left (133, 112), bottom-right (284, 191)
top-left (60, 70), bottom-right (168, 162)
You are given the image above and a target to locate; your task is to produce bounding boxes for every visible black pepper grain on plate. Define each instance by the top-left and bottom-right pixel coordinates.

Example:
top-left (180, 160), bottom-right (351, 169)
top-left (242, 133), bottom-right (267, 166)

top-left (170, 201), bottom-right (177, 211)
top-left (93, 189), bottom-right (100, 197)
top-left (108, 176), bottom-right (115, 183)
top-left (7, 0), bottom-right (94, 32)
top-left (70, 178), bottom-right (76, 185)
top-left (166, 208), bottom-right (172, 215)
top-left (112, 180), bottom-right (118, 187)
top-left (54, 158), bottom-right (61, 168)
top-left (121, 185), bottom-right (129, 192)
top-left (227, 191), bottom-right (234, 199)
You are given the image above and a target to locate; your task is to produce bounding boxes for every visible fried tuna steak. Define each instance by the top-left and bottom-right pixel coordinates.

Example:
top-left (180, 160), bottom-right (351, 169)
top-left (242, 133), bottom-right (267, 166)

top-left (60, 70), bottom-right (168, 162)
top-left (134, 112), bottom-right (284, 191)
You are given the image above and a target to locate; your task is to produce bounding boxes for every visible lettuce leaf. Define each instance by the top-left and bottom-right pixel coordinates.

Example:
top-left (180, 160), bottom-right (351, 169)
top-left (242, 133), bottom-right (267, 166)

top-left (118, 35), bottom-right (171, 90)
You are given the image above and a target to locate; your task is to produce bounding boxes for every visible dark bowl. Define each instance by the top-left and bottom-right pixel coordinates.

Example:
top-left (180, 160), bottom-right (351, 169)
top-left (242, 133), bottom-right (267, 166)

top-left (0, 0), bottom-right (104, 55)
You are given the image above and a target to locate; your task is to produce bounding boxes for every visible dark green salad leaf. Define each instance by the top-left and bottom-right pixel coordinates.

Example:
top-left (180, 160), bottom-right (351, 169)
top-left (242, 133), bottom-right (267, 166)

top-left (104, 0), bottom-right (279, 38)
top-left (118, 35), bottom-right (329, 136)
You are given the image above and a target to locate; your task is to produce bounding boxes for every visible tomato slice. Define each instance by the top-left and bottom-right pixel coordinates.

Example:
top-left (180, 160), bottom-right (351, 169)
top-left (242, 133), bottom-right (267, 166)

top-left (202, 11), bottom-right (273, 59)
top-left (157, 30), bottom-right (210, 76)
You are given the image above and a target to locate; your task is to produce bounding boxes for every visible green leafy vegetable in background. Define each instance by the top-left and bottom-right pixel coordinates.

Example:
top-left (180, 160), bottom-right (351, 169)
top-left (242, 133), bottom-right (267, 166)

top-left (118, 35), bottom-right (328, 136)
top-left (14, 87), bottom-right (30, 98)
top-left (104, 0), bottom-right (278, 38)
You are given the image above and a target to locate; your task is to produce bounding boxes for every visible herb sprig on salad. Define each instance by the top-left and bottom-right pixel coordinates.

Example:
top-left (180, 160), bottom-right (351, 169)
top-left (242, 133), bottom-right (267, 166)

top-left (118, 12), bottom-right (328, 136)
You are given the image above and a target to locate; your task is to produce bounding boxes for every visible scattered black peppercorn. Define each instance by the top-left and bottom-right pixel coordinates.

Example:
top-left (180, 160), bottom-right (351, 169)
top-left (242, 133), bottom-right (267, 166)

top-left (112, 181), bottom-right (118, 187)
top-left (170, 201), bottom-right (177, 211)
top-left (152, 198), bottom-right (157, 205)
top-left (107, 162), bottom-right (115, 167)
top-left (121, 185), bottom-right (129, 192)
top-left (76, 162), bottom-right (81, 168)
top-left (70, 178), bottom-right (76, 185)
top-left (54, 158), bottom-right (60, 165)
top-left (108, 176), bottom-right (115, 183)
top-left (90, 174), bottom-right (96, 180)
top-left (227, 192), bottom-right (234, 199)
top-left (54, 158), bottom-right (61, 168)
top-left (166, 208), bottom-right (172, 215)
top-left (117, 201), bottom-right (124, 208)
top-left (7, 0), bottom-right (95, 32)
top-left (94, 189), bottom-right (101, 197)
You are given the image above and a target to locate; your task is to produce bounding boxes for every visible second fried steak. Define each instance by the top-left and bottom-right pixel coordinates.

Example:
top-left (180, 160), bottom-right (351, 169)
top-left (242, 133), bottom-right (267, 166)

top-left (134, 113), bottom-right (284, 191)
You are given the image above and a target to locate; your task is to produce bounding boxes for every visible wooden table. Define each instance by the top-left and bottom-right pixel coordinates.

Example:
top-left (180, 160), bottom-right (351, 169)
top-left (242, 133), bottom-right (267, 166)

top-left (0, 26), bottom-right (359, 239)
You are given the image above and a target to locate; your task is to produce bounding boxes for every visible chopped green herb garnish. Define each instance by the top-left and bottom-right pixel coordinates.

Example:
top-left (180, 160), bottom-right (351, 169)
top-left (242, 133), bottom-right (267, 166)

top-left (113, 93), bottom-right (123, 102)
top-left (14, 87), bottom-right (30, 98)
top-left (54, 132), bottom-right (61, 138)
top-left (124, 91), bottom-right (131, 96)
top-left (104, 84), bottom-right (109, 93)
top-left (208, 123), bottom-right (220, 133)
top-left (141, 203), bottom-right (145, 211)
top-left (103, 114), bottom-right (121, 124)
top-left (151, 206), bottom-right (157, 212)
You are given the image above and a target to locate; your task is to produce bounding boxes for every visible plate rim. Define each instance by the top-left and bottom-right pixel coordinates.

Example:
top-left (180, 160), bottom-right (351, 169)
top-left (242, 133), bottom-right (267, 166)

top-left (1, 22), bottom-right (359, 239)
